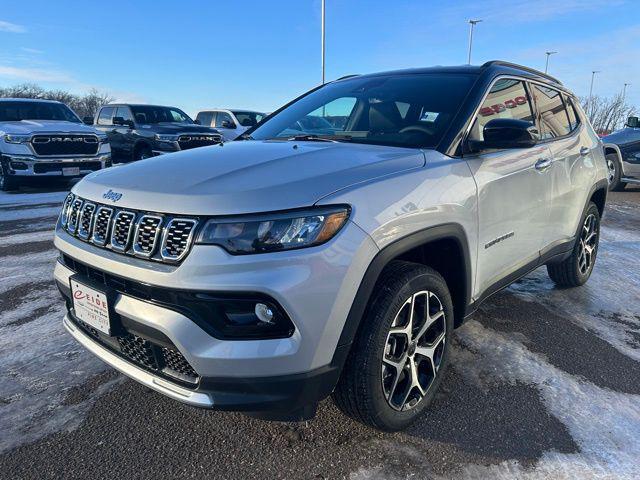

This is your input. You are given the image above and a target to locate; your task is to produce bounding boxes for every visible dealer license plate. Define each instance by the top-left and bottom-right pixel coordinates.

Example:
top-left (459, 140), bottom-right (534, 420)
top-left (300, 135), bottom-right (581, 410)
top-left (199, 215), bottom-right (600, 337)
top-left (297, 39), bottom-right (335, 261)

top-left (70, 279), bottom-right (111, 335)
top-left (62, 166), bottom-right (80, 176)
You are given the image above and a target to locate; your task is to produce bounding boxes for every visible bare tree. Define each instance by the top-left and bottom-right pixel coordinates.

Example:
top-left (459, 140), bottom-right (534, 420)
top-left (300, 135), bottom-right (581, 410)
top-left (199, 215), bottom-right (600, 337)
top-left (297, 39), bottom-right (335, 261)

top-left (0, 83), bottom-right (114, 119)
top-left (580, 93), bottom-right (637, 135)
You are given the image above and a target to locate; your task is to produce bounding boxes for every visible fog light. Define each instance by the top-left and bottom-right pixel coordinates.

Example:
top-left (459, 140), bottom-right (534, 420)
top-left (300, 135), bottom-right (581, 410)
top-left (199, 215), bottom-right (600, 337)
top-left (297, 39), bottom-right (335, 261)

top-left (255, 303), bottom-right (275, 324)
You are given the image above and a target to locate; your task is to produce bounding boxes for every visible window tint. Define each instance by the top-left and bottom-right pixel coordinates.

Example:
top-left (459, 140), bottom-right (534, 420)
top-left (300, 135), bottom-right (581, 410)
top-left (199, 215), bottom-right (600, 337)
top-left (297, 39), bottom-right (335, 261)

top-left (469, 79), bottom-right (534, 142)
top-left (232, 111), bottom-right (265, 127)
top-left (115, 106), bottom-right (133, 122)
top-left (129, 105), bottom-right (193, 124)
top-left (250, 73), bottom-right (476, 149)
top-left (532, 85), bottom-right (571, 139)
top-left (97, 106), bottom-right (115, 126)
top-left (0, 101), bottom-right (81, 123)
top-left (196, 111), bottom-right (214, 127)
top-left (215, 111), bottom-right (234, 127)
top-left (563, 95), bottom-right (580, 132)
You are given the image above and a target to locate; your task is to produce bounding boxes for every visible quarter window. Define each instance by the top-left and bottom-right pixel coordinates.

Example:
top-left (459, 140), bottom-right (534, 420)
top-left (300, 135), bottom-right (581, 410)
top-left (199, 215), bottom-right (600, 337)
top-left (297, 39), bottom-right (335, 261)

top-left (532, 85), bottom-right (571, 139)
top-left (469, 79), bottom-right (534, 142)
top-left (563, 95), bottom-right (581, 132)
top-left (97, 106), bottom-right (115, 126)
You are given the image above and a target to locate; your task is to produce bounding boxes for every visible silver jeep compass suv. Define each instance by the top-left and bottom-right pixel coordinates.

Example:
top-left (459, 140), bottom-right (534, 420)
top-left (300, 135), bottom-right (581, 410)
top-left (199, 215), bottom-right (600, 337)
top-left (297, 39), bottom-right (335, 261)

top-left (54, 61), bottom-right (608, 431)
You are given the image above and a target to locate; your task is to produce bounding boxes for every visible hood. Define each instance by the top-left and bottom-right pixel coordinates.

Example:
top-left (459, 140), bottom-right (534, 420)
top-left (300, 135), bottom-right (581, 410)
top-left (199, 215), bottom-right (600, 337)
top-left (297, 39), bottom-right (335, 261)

top-left (602, 127), bottom-right (640, 146)
top-left (138, 123), bottom-right (220, 135)
top-left (73, 140), bottom-right (425, 215)
top-left (0, 120), bottom-right (101, 135)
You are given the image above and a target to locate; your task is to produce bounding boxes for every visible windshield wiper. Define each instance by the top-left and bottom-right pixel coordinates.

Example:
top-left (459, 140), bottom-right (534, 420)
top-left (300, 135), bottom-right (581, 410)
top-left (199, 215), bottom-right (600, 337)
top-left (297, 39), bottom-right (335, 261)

top-left (272, 134), bottom-right (353, 143)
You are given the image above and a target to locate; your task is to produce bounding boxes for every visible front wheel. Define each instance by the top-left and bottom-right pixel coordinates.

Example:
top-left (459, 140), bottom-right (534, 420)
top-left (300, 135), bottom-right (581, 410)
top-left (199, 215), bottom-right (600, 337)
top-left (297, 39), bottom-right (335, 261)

top-left (547, 202), bottom-right (600, 287)
top-left (0, 164), bottom-right (19, 191)
top-left (333, 261), bottom-right (454, 431)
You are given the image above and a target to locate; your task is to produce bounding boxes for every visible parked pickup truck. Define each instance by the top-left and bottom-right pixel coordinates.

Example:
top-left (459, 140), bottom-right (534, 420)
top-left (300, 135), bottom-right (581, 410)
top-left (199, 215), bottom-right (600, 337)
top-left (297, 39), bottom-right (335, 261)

top-left (195, 109), bottom-right (266, 141)
top-left (602, 116), bottom-right (640, 191)
top-left (0, 98), bottom-right (111, 191)
top-left (94, 104), bottom-right (222, 162)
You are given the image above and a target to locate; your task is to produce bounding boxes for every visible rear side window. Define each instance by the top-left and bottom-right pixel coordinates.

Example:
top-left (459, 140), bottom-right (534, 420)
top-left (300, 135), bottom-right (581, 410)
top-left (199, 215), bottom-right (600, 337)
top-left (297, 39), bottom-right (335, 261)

top-left (469, 79), bottom-right (534, 141)
top-left (196, 111), bottom-right (214, 126)
top-left (215, 111), bottom-right (234, 127)
top-left (97, 107), bottom-right (114, 126)
top-left (563, 95), bottom-right (580, 132)
top-left (532, 85), bottom-right (571, 139)
top-left (115, 106), bottom-right (133, 122)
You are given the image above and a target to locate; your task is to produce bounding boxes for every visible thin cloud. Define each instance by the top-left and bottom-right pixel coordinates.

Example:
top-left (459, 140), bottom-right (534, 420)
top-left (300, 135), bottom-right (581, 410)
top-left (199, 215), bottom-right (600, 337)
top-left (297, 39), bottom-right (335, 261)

top-left (0, 20), bottom-right (26, 33)
top-left (21, 47), bottom-right (44, 54)
top-left (0, 65), bottom-right (74, 83)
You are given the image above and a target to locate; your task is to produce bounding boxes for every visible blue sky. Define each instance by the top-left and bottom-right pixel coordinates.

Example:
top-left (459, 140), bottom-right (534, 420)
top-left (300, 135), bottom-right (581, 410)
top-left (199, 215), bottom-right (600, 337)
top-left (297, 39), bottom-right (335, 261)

top-left (0, 0), bottom-right (638, 116)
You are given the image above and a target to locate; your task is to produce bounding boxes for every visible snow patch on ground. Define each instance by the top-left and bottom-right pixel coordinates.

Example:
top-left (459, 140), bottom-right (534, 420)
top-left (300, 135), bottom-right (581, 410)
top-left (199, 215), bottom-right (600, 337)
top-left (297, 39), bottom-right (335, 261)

top-left (452, 321), bottom-right (640, 480)
top-left (0, 228), bottom-right (54, 247)
top-left (0, 249), bottom-right (59, 293)
top-left (0, 190), bottom-right (67, 206)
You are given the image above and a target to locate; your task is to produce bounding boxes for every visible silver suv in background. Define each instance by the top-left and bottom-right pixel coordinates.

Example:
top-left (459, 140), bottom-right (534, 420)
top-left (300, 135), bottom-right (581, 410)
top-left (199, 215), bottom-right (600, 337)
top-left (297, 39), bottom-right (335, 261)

top-left (195, 109), bottom-right (266, 141)
top-left (0, 98), bottom-right (111, 191)
top-left (54, 61), bottom-right (607, 431)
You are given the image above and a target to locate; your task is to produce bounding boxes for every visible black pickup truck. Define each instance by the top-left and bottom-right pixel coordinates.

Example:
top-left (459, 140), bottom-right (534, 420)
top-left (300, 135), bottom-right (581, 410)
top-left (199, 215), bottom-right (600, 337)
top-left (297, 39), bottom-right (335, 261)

top-left (602, 116), bottom-right (640, 191)
top-left (91, 104), bottom-right (222, 162)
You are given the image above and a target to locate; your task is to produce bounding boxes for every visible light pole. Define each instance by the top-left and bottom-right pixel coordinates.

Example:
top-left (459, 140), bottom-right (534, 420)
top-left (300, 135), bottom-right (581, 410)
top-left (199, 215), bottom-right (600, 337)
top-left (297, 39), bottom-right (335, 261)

top-left (544, 51), bottom-right (557, 74)
top-left (589, 70), bottom-right (600, 100)
top-left (467, 19), bottom-right (482, 65)
top-left (622, 83), bottom-right (631, 102)
top-left (321, 0), bottom-right (326, 84)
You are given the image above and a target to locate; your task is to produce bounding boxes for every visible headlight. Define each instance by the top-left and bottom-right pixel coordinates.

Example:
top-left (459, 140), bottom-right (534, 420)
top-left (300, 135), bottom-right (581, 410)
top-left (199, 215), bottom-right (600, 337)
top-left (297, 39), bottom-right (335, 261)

top-left (4, 134), bottom-right (30, 144)
top-left (197, 205), bottom-right (350, 254)
top-left (154, 134), bottom-right (179, 142)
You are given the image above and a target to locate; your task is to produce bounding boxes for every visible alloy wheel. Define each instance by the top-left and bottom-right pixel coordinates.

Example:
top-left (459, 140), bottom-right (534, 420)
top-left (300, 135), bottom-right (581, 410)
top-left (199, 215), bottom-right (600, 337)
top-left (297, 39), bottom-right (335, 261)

top-left (606, 158), bottom-right (616, 184)
top-left (578, 213), bottom-right (598, 275)
top-left (381, 290), bottom-right (446, 411)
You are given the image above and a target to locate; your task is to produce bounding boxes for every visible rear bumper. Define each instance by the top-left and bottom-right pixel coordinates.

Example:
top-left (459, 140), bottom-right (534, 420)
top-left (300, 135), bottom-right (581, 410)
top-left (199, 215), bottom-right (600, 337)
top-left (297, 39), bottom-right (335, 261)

top-left (1, 153), bottom-right (111, 177)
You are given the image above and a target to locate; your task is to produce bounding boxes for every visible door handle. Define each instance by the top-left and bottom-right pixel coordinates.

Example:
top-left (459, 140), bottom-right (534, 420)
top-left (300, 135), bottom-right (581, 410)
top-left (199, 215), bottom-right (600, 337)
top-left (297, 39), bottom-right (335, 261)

top-left (535, 158), bottom-right (553, 171)
top-left (580, 146), bottom-right (590, 156)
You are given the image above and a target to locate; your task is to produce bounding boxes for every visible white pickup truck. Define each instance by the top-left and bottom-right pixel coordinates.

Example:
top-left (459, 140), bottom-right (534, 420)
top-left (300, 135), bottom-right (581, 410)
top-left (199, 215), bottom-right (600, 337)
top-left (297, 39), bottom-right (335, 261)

top-left (0, 98), bottom-right (111, 191)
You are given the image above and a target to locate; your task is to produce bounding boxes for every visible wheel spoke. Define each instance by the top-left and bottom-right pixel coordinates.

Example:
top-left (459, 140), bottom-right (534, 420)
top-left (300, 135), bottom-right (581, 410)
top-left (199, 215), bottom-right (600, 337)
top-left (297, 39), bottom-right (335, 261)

top-left (415, 309), bottom-right (444, 342)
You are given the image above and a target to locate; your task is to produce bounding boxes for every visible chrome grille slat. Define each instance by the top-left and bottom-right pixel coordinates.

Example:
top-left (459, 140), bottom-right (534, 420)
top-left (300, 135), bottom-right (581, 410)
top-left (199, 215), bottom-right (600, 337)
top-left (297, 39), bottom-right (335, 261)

top-left (132, 215), bottom-right (163, 258)
top-left (91, 206), bottom-right (114, 246)
top-left (110, 210), bottom-right (136, 252)
top-left (77, 202), bottom-right (96, 240)
top-left (60, 195), bottom-right (197, 263)
top-left (161, 218), bottom-right (197, 262)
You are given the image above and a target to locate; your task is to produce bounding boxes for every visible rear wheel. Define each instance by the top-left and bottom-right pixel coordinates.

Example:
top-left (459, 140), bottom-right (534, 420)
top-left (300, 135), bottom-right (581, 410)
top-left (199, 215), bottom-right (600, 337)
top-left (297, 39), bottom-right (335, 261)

top-left (547, 202), bottom-right (600, 287)
top-left (606, 153), bottom-right (625, 191)
top-left (333, 260), bottom-right (454, 431)
top-left (134, 145), bottom-right (152, 161)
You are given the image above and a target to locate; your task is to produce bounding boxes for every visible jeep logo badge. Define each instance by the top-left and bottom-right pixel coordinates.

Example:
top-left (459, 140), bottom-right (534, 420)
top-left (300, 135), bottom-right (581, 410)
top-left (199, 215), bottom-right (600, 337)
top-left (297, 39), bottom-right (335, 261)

top-left (102, 189), bottom-right (123, 203)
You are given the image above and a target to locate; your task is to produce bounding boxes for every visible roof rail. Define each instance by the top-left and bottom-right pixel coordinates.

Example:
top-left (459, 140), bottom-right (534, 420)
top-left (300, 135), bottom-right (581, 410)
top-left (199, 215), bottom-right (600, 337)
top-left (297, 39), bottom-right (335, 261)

top-left (481, 60), bottom-right (562, 85)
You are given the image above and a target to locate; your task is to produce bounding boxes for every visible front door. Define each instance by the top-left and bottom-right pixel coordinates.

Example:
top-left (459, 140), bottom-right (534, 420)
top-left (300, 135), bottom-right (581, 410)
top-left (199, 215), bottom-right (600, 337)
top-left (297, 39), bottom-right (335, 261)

top-left (465, 78), bottom-right (553, 297)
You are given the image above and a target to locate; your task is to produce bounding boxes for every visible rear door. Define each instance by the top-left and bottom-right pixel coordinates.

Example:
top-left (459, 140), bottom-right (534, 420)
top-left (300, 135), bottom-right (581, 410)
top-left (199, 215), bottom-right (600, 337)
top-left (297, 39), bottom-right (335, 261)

top-left (531, 85), bottom-right (597, 251)
top-left (95, 106), bottom-right (117, 155)
top-left (113, 106), bottom-right (136, 160)
top-left (465, 78), bottom-right (553, 296)
top-left (213, 110), bottom-right (238, 141)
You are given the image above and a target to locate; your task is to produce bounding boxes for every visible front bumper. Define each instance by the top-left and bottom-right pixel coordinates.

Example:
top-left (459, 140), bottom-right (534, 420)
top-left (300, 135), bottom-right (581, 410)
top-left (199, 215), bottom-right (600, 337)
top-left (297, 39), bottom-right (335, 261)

top-left (1, 153), bottom-right (111, 177)
top-left (54, 220), bottom-right (378, 415)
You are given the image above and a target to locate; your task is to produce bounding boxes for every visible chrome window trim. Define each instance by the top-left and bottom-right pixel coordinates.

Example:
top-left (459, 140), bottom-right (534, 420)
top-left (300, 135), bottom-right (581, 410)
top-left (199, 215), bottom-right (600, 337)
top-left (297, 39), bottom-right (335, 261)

top-left (132, 214), bottom-right (164, 258)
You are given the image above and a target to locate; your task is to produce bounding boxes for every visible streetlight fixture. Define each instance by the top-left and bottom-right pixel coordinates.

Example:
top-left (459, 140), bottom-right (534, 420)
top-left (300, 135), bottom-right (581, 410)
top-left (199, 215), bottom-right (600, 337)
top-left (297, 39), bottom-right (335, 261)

top-left (589, 70), bottom-right (600, 100)
top-left (321, 0), bottom-right (326, 84)
top-left (622, 83), bottom-right (631, 102)
top-left (544, 51), bottom-right (557, 74)
top-left (467, 19), bottom-right (482, 64)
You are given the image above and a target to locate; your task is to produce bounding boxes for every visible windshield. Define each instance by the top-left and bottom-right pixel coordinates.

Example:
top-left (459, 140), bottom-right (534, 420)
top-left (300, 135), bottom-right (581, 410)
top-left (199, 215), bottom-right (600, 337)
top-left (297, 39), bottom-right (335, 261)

top-left (232, 110), bottom-right (266, 127)
top-left (130, 105), bottom-right (193, 124)
top-left (0, 101), bottom-right (81, 123)
top-left (250, 73), bottom-right (476, 148)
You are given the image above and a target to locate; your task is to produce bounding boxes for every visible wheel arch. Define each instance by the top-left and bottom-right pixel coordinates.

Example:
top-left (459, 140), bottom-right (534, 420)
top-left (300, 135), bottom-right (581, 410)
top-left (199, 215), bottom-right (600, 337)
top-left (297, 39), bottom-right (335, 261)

top-left (603, 143), bottom-right (625, 174)
top-left (336, 223), bottom-right (472, 352)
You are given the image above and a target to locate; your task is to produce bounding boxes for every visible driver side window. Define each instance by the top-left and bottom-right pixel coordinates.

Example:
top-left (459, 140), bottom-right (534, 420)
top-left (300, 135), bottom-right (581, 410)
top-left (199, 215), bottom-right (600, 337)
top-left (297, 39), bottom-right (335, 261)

top-left (469, 79), bottom-right (534, 142)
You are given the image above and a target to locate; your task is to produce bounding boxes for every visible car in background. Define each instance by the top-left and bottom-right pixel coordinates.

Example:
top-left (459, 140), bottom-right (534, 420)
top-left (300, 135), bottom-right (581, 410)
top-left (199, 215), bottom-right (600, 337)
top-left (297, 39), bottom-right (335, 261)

top-left (93, 104), bottom-right (222, 162)
top-left (195, 109), bottom-right (266, 141)
top-left (602, 116), bottom-right (640, 191)
top-left (0, 98), bottom-right (111, 191)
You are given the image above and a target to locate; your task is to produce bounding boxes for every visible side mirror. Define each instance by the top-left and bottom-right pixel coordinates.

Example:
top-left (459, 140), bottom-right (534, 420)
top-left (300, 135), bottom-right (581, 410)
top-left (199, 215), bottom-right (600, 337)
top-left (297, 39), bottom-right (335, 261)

top-left (221, 120), bottom-right (236, 129)
top-left (113, 116), bottom-right (134, 128)
top-left (478, 118), bottom-right (539, 150)
top-left (82, 116), bottom-right (94, 125)
top-left (626, 116), bottom-right (640, 128)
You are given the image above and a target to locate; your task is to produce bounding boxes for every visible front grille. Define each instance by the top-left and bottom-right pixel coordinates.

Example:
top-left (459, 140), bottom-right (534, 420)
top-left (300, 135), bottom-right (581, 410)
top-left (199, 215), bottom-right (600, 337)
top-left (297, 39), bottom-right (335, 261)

top-left (59, 194), bottom-right (198, 264)
top-left (178, 134), bottom-right (221, 150)
top-left (118, 335), bottom-right (159, 369)
top-left (31, 134), bottom-right (99, 156)
top-left (162, 346), bottom-right (198, 379)
top-left (33, 161), bottom-right (101, 174)
top-left (162, 219), bottom-right (197, 261)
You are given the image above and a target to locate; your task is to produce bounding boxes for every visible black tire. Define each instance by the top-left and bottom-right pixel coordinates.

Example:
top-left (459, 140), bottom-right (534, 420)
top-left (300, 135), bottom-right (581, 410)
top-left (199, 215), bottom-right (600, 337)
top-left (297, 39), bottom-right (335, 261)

top-left (547, 202), bottom-right (600, 287)
top-left (134, 144), bottom-right (152, 161)
top-left (333, 260), bottom-right (454, 431)
top-left (0, 163), bottom-right (19, 191)
top-left (606, 153), bottom-right (626, 192)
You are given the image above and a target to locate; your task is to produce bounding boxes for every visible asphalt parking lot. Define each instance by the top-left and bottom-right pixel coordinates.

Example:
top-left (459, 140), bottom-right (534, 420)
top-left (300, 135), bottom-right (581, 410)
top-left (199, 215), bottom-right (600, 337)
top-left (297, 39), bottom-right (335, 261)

top-left (0, 185), bottom-right (639, 480)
